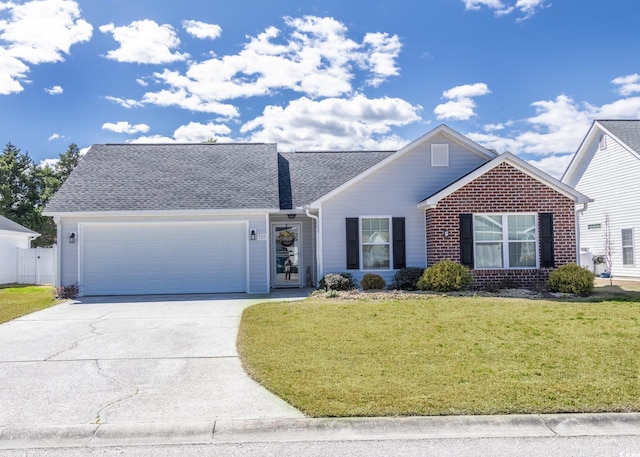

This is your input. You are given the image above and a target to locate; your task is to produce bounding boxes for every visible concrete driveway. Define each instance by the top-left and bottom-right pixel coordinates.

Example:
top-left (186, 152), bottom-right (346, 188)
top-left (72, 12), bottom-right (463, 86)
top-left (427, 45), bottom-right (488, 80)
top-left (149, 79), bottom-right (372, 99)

top-left (0, 293), bottom-right (305, 428)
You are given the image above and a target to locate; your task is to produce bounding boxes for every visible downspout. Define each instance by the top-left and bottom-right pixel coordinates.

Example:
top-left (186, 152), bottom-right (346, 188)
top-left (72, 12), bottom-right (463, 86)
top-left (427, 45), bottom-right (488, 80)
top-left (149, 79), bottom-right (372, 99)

top-left (53, 216), bottom-right (61, 288)
top-left (305, 206), bottom-right (322, 284)
top-left (575, 202), bottom-right (589, 264)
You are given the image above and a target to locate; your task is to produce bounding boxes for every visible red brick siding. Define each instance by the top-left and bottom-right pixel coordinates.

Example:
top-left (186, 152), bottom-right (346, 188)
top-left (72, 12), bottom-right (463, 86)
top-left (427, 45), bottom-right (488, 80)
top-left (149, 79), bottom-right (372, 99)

top-left (425, 162), bottom-right (577, 288)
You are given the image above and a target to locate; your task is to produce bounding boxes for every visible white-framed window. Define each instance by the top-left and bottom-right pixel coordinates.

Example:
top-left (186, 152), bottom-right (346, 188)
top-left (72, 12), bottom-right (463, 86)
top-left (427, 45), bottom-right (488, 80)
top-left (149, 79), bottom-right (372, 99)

top-left (361, 217), bottom-right (391, 270)
top-left (474, 214), bottom-right (538, 269)
top-left (622, 228), bottom-right (634, 265)
top-left (431, 143), bottom-right (449, 167)
top-left (587, 223), bottom-right (601, 230)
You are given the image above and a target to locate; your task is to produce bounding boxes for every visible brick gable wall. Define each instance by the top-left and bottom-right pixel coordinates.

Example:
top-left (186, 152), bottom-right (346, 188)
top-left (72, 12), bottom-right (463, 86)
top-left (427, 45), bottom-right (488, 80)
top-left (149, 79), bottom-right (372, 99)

top-left (425, 162), bottom-right (577, 288)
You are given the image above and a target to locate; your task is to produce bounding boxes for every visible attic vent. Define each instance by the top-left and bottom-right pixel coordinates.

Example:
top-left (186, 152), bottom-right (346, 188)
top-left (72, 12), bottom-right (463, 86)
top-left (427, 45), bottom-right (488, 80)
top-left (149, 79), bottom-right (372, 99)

top-left (431, 144), bottom-right (449, 167)
top-left (599, 134), bottom-right (607, 150)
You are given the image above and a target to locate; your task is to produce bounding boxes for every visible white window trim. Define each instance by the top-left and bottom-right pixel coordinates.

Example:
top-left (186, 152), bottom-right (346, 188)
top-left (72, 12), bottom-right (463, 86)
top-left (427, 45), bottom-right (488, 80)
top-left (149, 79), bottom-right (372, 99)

top-left (622, 228), bottom-right (635, 266)
top-left (473, 213), bottom-right (539, 270)
top-left (431, 143), bottom-right (449, 167)
top-left (359, 216), bottom-right (393, 271)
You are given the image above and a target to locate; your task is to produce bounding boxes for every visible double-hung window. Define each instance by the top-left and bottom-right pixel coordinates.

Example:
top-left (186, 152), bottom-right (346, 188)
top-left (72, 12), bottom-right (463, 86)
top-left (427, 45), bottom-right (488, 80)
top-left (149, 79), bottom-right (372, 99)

top-left (361, 217), bottom-right (390, 270)
top-left (622, 229), bottom-right (634, 265)
top-left (474, 214), bottom-right (537, 269)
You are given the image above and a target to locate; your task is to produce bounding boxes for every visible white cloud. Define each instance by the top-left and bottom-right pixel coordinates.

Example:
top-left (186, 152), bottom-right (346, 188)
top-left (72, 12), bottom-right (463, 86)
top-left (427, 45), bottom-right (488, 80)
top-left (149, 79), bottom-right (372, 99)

top-left (102, 121), bottom-right (150, 134)
top-left (434, 82), bottom-right (490, 120)
top-left (48, 133), bottom-right (61, 140)
top-left (44, 85), bottom-right (63, 95)
top-left (99, 19), bottom-right (188, 64)
top-left (0, 48), bottom-right (29, 94)
top-left (39, 157), bottom-right (59, 168)
top-left (104, 95), bottom-right (144, 109)
top-left (173, 121), bottom-right (232, 142)
top-left (182, 20), bottom-right (222, 40)
top-left (465, 77), bottom-right (640, 174)
top-left (0, 0), bottom-right (92, 94)
top-left (129, 134), bottom-right (175, 144)
top-left (136, 16), bottom-right (402, 114)
top-left (462, 0), bottom-right (549, 21)
top-left (612, 74), bottom-right (640, 96)
top-left (241, 94), bottom-right (421, 151)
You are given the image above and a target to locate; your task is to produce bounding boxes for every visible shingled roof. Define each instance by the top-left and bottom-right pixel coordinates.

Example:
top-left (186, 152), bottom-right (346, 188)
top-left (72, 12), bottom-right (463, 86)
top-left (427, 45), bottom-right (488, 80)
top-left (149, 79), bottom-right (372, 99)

top-left (45, 142), bottom-right (396, 214)
top-left (278, 150), bottom-right (394, 209)
top-left (0, 215), bottom-right (39, 235)
top-left (45, 143), bottom-right (281, 213)
top-left (598, 120), bottom-right (640, 153)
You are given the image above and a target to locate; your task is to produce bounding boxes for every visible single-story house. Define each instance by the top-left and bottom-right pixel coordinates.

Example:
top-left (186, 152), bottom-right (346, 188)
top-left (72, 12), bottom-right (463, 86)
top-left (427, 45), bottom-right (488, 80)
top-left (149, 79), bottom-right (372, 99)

top-left (562, 119), bottom-right (640, 278)
top-left (0, 215), bottom-right (39, 284)
top-left (44, 124), bottom-right (590, 296)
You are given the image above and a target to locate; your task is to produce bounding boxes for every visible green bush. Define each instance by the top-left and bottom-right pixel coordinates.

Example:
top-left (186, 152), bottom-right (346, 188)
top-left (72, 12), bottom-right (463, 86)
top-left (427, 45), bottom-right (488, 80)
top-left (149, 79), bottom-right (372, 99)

top-left (548, 263), bottom-right (595, 295)
top-left (417, 260), bottom-right (473, 292)
top-left (360, 273), bottom-right (387, 290)
top-left (319, 273), bottom-right (358, 291)
top-left (389, 267), bottom-right (424, 291)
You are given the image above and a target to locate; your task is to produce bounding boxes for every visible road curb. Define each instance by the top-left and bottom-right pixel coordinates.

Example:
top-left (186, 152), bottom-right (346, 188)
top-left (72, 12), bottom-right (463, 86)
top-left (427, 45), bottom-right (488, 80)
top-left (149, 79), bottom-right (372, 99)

top-left (2, 413), bottom-right (640, 449)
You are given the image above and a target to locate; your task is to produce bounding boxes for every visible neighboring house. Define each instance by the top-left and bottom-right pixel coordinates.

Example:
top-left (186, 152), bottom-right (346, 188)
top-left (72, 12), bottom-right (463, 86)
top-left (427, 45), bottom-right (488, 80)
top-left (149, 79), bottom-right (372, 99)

top-left (44, 125), bottom-right (589, 296)
top-left (0, 215), bottom-right (39, 284)
top-left (562, 119), bottom-right (640, 278)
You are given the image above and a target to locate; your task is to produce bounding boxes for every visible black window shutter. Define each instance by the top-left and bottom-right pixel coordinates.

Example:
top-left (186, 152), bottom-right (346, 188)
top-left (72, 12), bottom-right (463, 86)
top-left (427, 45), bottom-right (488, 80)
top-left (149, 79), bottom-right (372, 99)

top-left (346, 218), bottom-right (359, 270)
top-left (540, 213), bottom-right (554, 268)
top-left (392, 217), bottom-right (406, 269)
top-left (459, 214), bottom-right (474, 268)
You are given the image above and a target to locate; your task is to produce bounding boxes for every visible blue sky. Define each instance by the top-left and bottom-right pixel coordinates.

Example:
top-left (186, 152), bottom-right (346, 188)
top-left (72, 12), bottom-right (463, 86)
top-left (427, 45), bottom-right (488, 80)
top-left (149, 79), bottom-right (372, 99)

top-left (1, 0), bottom-right (639, 177)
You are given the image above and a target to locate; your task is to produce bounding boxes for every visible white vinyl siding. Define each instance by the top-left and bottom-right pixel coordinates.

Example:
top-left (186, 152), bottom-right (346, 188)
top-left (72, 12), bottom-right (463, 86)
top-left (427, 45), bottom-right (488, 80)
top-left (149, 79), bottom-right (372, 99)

top-left (574, 132), bottom-right (640, 277)
top-left (320, 132), bottom-right (489, 284)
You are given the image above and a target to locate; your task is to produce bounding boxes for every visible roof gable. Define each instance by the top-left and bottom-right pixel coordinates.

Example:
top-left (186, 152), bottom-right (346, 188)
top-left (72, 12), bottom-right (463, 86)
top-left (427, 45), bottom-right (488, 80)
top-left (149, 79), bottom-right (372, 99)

top-left (45, 143), bottom-right (281, 214)
top-left (419, 152), bottom-right (591, 208)
top-left (308, 124), bottom-right (498, 207)
top-left (562, 119), bottom-right (640, 186)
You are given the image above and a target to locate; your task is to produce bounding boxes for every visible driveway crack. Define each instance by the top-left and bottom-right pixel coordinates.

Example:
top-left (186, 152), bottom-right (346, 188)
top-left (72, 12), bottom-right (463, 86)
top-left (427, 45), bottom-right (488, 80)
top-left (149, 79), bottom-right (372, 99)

top-left (92, 359), bottom-right (140, 424)
top-left (44, 313), bottom-right (110, 361)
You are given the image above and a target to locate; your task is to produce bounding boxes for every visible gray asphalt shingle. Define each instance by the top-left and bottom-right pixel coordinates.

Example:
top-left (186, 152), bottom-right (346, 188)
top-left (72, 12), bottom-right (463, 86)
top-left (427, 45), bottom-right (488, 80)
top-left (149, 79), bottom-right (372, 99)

top-left (0, 215), bottom-right (38, 235)
top-left (45, 143), bottom-right (281, 213)
top-left (599, 120), bottom-right (640, 153)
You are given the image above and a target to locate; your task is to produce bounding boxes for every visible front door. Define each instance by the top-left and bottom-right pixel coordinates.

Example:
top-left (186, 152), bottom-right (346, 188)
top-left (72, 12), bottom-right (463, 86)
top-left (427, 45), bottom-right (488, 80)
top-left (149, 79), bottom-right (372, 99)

top-left (273, 223), bottom-right (302, 287)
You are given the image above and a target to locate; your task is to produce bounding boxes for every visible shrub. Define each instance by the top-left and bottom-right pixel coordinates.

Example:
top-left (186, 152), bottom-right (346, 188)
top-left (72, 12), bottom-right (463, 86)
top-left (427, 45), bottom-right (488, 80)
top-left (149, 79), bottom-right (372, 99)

top-left (548, 263), bottom-right (595, 295)
top-left (417, 260), bottom-right (473, 292)
top-left (319, 273), bottom-right (357, 291)
top-left (360, 273), bottom-right (387, 290)
top-left (389, 267), bottom-right (424, 291)
top-left (54, 283), bottom-right (80, 299)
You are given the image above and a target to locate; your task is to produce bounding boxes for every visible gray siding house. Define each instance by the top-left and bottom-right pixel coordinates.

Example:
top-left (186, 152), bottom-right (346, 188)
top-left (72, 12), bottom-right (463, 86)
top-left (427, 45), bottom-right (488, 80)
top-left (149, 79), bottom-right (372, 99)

top-left (45, 125), bottom-right (589, 296)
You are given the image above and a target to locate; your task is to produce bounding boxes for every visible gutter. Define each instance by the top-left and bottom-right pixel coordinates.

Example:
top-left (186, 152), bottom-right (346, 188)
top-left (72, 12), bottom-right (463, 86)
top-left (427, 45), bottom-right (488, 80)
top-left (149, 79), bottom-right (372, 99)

top-left (575, 202), bottom-right (589, 264)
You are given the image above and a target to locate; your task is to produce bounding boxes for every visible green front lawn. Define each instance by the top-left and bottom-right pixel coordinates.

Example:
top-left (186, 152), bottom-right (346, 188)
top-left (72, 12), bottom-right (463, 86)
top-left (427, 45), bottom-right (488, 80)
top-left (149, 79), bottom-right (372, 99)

top-left (0, 285), bottom-right (57, 324)
top-left (238, 291), bottom-right (640, 417)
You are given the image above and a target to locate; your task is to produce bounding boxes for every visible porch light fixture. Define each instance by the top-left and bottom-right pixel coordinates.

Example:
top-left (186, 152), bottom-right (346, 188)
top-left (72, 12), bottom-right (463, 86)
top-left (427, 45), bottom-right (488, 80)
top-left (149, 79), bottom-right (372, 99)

top-left (443, 229), bottom-right (449, 238)
top-left (250, 229), bottom-right (256, 241)
top-left (287, 213), bottom-right (297, 219)
top-left (69, 232), bottom-right (76, 243)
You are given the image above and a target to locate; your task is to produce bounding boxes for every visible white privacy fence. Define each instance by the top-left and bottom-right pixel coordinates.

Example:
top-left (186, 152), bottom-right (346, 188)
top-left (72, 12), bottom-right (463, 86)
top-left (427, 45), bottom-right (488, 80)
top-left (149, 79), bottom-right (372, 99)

top-left (17, 247), bottom-right (56, 285)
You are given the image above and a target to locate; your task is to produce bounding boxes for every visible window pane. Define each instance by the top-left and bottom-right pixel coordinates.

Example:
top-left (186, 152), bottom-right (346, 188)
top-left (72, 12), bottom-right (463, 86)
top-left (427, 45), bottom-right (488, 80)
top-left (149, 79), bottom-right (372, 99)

top-left (509, 242), bottom-right (536, 267)
top-left (363, 244), bottom-right (390, 270)
top-left (474, 215), bottom-right (503, 241)
top-left (508, 215), bottom-right (536, 241)
top-left (623, 247), bottom-right (634, 265)
top-left (475, 243), bottom-right (503, 268)
top-left (362, 218), bottom-right (389, 244)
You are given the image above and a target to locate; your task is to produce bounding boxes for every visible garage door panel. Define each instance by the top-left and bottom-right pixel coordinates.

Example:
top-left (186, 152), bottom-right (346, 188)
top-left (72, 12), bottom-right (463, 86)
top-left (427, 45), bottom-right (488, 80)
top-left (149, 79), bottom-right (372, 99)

top-left (81, 223), bottom-right (247, 296)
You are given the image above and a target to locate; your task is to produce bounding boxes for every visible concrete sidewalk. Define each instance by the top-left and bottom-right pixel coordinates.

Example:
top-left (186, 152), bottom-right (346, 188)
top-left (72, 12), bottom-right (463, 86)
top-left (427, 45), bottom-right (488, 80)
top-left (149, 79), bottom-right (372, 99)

top-left (2, 413), bottom-right (640, 449)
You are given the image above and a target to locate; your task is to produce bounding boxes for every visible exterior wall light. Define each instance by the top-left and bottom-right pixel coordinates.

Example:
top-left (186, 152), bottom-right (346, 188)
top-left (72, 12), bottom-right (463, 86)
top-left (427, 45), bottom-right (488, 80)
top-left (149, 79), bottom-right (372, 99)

top-left (250, 229), bottom-right (256, 241)
top-left (69, 232), bottom-right (77, 243)
top-left (443, 229), bottom-right (449, 238)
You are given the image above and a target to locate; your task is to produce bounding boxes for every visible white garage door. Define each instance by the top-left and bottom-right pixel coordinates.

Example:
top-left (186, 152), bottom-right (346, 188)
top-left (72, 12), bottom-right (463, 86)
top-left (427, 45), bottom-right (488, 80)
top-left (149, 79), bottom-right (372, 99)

top-left (81, 222), bottom-right (247, 296)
